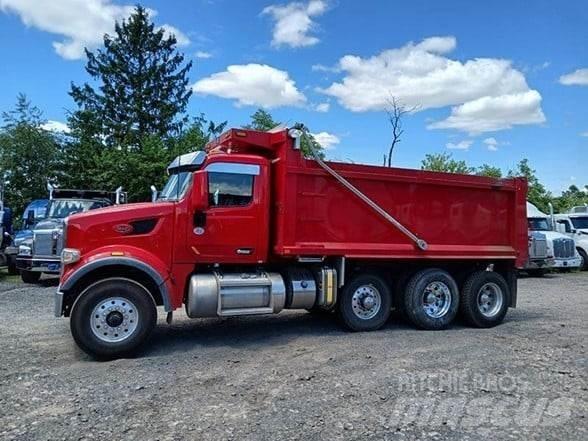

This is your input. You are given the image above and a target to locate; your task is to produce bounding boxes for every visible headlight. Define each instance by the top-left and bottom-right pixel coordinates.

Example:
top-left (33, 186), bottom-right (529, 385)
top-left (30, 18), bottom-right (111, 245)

top-left (61, 248), bottom-right (81, 265)
top-left (18, 245), bottom-right (32, 256)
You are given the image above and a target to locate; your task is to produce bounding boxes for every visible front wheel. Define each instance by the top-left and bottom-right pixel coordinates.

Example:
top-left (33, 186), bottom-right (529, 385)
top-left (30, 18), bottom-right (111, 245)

top-left (577, 248), bottom-right (588, 271)
top-left (7, 258), bottom-right (18, 275)
top-left (70, 278), bottom-right (157, 359)
top-left (21, 270), bottom-right (41, 284)
top-left (338, 274), bottom-right (392, 331)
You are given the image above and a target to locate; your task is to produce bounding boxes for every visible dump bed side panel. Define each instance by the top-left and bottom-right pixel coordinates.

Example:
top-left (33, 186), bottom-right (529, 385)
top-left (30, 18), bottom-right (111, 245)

top-left (273, 154), bottom-right (528, 267)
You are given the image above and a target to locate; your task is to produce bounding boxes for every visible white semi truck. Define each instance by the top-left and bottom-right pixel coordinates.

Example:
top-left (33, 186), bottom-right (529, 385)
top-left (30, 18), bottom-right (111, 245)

top-left (524, 202), bottom-right (581, 275)
top-left (553, 205), bottom-right (588, 270)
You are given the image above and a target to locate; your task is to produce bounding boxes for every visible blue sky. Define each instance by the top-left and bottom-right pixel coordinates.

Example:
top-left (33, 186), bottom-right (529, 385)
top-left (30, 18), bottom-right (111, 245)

top-left (0, 0), bottom-right (586, 193)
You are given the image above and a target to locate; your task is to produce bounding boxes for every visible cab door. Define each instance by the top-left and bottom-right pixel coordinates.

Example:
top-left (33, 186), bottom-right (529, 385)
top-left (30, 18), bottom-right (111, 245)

top-left (188, 160), bottom-right (270, 264)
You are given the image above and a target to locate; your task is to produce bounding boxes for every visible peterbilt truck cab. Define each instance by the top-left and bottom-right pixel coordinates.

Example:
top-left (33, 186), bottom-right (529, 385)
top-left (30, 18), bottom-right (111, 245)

top-left (56, 128), bottom-right (528, 359)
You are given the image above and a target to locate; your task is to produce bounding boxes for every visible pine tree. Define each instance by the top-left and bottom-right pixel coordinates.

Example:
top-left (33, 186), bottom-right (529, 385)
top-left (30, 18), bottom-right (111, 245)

top-left (69, 5), bottom-right (192, 149)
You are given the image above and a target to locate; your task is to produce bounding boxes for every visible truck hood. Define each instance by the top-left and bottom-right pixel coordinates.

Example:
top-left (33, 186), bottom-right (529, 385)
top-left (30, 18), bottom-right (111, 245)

top-left (539, 230), bottom-right (574, 241)
top-left (33, 217), bottom-right (64, 231)
top-left (65, 201), bottom-right (177, 254)
top-left (68, 201), bottom-right (175, 226)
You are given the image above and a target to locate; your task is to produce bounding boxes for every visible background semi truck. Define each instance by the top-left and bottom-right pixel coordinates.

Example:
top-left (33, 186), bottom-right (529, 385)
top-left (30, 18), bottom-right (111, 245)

top-left (17, 187), bottom-right (125, 283)
top-left (553, 206), bottom-right (588, 270)
top-left (55, 128), bottom-right (528, 358)
top-left (525, 202), bottom-right (581, 275)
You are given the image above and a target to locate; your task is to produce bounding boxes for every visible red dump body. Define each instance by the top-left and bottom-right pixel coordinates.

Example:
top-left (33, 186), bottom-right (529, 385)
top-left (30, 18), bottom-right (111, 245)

top-left (207, 129), bottom-right (529, 268)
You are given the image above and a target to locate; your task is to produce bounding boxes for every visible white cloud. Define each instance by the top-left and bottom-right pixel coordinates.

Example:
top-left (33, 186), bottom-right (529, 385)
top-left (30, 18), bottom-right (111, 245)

top-left (446, 140), bottom-right (473, 150)
top-left (312, 63), bottom-right (339, 73)
top-left (192, 63), bottom-right (306, 108)
top-left (580, 131), bottom-right (588, 137)
top-left (195, 51), bottom-right (212, 59)
top-left (158, 24), bottom-right (190, 46)
top-left (262, 0), bottom-right (327, 48)
top-left (428, 90), bottom-right (545, 134)
top-left (0, 0), bottom-right (189, 60)
top-left (314, 102), bottom-right (330, 112)
top-left (41, 120), bottom-right (70, 133)
top-left (483, 137), bottom-right (498, 151)
top-left (311, 131), bottom-right (339, 149)
top-left (320, 36), bottom-right (545, 134)
top-left (559, 68), bottom-right (588, 86)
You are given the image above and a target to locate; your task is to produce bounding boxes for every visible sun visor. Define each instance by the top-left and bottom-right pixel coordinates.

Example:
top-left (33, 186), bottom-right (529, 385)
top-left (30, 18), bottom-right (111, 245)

top-left (167, 151), bottom-right (206, 174)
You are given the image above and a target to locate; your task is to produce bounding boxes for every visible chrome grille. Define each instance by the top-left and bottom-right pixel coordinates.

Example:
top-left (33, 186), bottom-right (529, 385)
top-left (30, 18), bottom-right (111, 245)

top-left (529, 235), bottom-right (548, 259)
top-left (33, 230), bottom-right (63, 257)
top-left (553, 238), bottom-right (575, 259)
top-left (33, 231), bottom-right (54, 256)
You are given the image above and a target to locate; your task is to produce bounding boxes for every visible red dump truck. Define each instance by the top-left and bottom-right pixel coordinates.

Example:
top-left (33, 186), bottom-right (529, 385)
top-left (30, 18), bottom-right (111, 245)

top-left (56, 128), bottom-right (528, 358)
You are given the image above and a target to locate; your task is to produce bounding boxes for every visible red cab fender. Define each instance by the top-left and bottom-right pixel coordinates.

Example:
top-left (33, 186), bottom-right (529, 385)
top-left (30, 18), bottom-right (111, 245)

top-left (60, 246), bottom-right (175, 312)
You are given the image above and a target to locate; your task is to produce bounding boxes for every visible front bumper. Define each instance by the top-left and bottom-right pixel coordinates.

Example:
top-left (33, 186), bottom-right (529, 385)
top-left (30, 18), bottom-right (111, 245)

top-left (16, 256), bottom-right (61, 273)
top-left (551, 257), bottom-right (582, 269)
top-left (55, 290), bottom-right (64, 317)
top-left (524, 258), bottom-right (554, 270)
top-left (5, 246), bottom-right (19, 257)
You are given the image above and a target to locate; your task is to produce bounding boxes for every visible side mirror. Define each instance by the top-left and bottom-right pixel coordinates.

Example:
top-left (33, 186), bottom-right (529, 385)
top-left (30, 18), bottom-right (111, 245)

top-left (191, 171), bottom-right (208, 210)
top-left (25, 210), bottom-right (35, 227)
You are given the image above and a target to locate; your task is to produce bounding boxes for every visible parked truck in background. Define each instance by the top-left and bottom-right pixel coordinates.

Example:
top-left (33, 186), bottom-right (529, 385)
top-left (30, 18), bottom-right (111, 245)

top-left (525, 230), bottom-right (551, 276)
top-left (525, 202), bottom-right (581, 275)
top-left (553, 205), bottom-right (588, 270)
top-left (17, 188), bottom-right (125, 283)
top-left (55, 128), bottom-right (528, 359)
top-left (0, 187), bottom-right (16, 274)
top-left (4, 199), bottom-right (50, 273)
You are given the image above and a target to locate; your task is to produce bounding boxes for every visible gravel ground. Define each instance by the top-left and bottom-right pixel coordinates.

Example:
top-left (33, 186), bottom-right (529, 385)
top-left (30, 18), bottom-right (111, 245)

top-left (0, 272), bottom-right (586, 441)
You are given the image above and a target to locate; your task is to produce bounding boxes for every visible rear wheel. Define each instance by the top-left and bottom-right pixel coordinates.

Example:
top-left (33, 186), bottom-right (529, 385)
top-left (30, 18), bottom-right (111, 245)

top-left (70, 278), bottom-right (157, 359)
top-left (460, 271), bottom-right (509, 328)
top-left (404, 269), bottom-right (459, 330)
top-left (338, 274), bottom-right (391, 331)
top-left (21, 270), bottom-right (41, 284)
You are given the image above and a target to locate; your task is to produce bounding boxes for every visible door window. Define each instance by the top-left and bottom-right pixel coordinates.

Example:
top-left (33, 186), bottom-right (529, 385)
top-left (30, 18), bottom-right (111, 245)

top-left (208, 172), bottom-right (254, 207)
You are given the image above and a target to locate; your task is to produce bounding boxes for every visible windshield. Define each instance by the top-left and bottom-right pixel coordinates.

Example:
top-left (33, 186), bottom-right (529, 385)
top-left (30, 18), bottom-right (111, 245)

top-left (528, 218), bottom-right (551, 231)
top-left (159, 172), bottom-right (192, 201)
top-left (571, 217), bottom-right (588, 229)
top-left (48, 199), bottom-right (102, 218)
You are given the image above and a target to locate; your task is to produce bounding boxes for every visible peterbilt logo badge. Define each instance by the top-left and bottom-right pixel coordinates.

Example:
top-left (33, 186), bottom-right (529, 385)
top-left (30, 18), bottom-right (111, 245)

top-left (113, 224), bottom-right (134, 234)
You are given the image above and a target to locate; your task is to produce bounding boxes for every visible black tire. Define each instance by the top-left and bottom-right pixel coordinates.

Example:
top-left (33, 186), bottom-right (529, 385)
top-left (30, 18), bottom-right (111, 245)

top-left (526, 268), bottom-right (547, 277)
top-left (404, 268), bottom-right (459, 330)
top-left (70, 278), bottom-right (157, 359)
top-left (7, 258), bottom-right (18, 275)
top-left (337, 273), bottom-right (392, 332)
top-left (577, 248), bottom-right (588, 271)
top-left (21, 270), bottom-right (41, 284)
top-left (460, 271), bottom-right (509, 328)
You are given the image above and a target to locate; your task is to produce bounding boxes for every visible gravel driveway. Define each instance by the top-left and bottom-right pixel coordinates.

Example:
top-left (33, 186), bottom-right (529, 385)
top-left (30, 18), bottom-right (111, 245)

top-left (0, 272), bottom-right (586, 440)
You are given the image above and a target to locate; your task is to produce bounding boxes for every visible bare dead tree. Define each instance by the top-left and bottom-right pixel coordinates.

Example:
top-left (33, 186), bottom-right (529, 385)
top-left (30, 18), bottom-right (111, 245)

top-left (383, 97), bottom-right (418, 167)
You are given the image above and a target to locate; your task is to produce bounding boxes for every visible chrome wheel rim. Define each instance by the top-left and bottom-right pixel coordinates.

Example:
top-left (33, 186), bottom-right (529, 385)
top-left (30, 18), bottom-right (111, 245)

top-left (422, 282), bottom-right (452, 318)
top-left (351, 285), bottom-right (382, 320)
top-left (477, 282), bottom-right (504, 318)
top-left (90, 297), bottom-right (139, 343)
